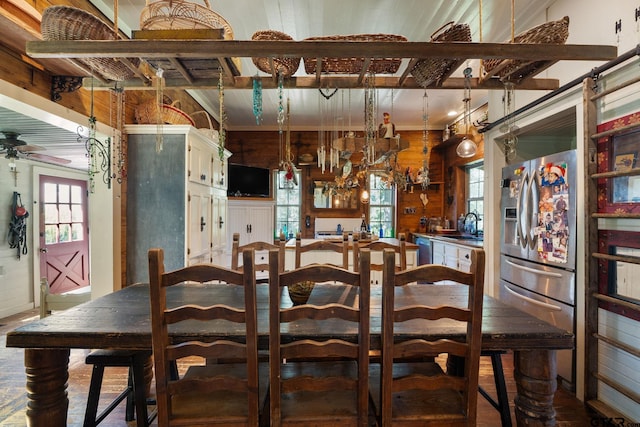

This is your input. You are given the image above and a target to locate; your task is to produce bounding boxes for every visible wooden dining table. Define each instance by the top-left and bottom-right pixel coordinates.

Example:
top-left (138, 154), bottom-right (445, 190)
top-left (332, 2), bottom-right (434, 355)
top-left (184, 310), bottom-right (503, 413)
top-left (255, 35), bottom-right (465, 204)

top-left (6, 282), bottom-right (573, 427)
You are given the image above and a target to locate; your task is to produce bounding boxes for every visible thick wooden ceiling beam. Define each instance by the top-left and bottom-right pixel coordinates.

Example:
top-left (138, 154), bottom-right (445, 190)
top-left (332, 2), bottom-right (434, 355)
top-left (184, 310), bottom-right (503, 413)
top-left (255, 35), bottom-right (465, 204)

top-left (27, 40), bottom-right (616, 62)
top-left (83, 75), bottom-right (560, 91)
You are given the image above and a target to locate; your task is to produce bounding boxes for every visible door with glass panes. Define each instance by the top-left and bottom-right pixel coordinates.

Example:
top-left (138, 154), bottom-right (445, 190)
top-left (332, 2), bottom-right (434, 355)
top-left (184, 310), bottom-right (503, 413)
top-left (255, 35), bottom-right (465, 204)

top-left (39, 176), bottom-right (89, 294)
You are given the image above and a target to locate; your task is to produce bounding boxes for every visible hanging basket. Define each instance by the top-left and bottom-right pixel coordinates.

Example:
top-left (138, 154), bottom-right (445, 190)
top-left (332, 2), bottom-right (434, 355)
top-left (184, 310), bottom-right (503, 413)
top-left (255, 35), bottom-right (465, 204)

top-left (251, 30), bottom-right (300, 77)
top-left (135, 97), bottom-right (195, 126)
top-left (303, 33), bottom-right (407, 74)
top-left (483, 16), bottom-right (570, 79)
top-left (41, 6), bottom-right (140, 81)
top-left (410, 22), bottom-right (472, 88)
top-left (140, 0), bottom-right (234, 39)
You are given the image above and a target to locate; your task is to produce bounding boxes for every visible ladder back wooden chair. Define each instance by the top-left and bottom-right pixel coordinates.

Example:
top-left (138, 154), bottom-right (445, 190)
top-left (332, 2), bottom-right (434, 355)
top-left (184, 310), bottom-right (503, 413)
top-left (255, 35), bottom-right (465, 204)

top-left (267, 248), bottom-right (372, 426)
top-left (231, 231), bottom-right (285, 283)
top-left (352, 232), bottom-right (407, 274)
top-left (373, 248), bottom-right (485, 426)
top-left (148, 248), bottom-right (268, 426)
top-left (294, 232), bottom-right (349, 269)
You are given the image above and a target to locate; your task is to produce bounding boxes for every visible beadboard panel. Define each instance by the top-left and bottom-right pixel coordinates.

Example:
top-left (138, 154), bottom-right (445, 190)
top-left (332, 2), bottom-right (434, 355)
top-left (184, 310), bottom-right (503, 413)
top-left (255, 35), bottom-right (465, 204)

top-left (597, 308), bottom-right (640, 421)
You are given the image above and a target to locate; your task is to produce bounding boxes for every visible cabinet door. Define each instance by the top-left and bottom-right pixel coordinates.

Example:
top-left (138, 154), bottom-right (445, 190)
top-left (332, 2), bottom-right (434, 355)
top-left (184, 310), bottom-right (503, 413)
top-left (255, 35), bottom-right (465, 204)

top-left (227, 205), bottom-right (250, 246)
top-left (188, 187), bottom-right (212, 264)
top-left (212, 191), bottom-right (227, 252)
top-left (189, 140), bottom-right (212, 186)
top-left (248, 206), bottom-right (274, 243)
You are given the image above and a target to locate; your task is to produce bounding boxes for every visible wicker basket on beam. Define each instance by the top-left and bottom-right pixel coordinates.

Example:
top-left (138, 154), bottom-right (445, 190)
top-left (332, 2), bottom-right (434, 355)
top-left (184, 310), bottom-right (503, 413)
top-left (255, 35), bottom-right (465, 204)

top-left (41, 6), bottom-right (140, 81)
top-left (483, 16), bottom-right (570, 79)
top-left (135, 97), bottom-right (195, 126)
top-left (140, 0), bottom-right (234, 39)
top-left (410, 22), bottom-right (472, 88)
top-left (251, 30), bottom-right (300, 77)
top-left (303, 33), bottom-right (407, 74)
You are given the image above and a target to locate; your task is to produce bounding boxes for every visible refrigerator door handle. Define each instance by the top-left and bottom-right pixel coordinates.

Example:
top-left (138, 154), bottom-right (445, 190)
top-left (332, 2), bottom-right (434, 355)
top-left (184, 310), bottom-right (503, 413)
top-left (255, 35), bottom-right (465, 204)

top-left (503, 284), bottom-right (563, 311)
top-left (505, 259), bottom-right (563, 278)
top-left (516, 171), bottom-right (528, 249)
top-left (527, 172), bottom-right (539, 250)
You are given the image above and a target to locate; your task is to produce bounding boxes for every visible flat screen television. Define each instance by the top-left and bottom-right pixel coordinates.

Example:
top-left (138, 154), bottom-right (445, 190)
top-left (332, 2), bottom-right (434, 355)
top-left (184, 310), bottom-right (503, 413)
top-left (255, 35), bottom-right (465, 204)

top-left (227, 163), bottom-right (271, 197)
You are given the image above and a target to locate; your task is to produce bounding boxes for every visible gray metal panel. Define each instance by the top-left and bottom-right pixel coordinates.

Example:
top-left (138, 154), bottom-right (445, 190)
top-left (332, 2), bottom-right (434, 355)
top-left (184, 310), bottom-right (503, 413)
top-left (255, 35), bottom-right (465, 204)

top-left (126, 134), bottom-right (186, 284)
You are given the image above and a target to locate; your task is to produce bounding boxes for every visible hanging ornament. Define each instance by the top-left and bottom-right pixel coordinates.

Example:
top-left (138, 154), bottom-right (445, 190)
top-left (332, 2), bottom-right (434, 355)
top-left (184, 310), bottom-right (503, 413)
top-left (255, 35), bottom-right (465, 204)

top-left (421, 90), bottom-right (431, 190)
top-left (252, 75), bottom-right (263, 125)
top-left (154, 68), bottom-right (165, 153)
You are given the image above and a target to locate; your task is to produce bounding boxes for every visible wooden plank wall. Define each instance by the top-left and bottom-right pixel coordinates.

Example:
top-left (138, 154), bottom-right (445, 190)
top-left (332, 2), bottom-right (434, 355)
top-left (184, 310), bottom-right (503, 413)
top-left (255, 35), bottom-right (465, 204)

top-left (225, 127), bottom-right (484, 239)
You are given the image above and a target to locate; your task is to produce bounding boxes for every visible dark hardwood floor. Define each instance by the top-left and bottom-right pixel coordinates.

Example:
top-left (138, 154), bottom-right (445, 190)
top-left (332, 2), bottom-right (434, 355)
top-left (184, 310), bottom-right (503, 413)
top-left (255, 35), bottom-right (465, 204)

top-left (1, 308), bottom-right (595, 426)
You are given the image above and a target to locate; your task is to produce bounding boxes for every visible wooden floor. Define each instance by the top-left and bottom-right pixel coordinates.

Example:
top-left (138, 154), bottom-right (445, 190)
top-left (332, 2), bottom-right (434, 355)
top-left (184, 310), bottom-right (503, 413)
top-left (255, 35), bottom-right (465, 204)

top-left (1, 308), bottom-right (595, 426)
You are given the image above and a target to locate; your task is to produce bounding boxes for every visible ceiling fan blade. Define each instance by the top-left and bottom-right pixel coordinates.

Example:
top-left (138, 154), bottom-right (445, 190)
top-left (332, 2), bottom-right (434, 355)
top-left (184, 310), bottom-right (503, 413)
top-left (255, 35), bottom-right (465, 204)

top-left (25, 153), bottom-right (72, 165)
top-left (16, 144), bottom-right (45, 153)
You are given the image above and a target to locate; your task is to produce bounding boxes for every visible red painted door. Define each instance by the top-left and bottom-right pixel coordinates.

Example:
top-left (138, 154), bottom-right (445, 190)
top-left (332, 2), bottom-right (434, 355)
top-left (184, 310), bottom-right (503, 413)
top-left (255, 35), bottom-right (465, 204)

top-left (39, 176), bottom-right (89, 294)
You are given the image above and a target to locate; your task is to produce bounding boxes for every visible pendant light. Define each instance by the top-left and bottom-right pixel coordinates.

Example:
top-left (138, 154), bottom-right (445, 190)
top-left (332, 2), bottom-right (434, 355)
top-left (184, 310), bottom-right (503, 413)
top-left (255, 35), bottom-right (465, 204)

top-left (456, 66), bottom-right (477, 158)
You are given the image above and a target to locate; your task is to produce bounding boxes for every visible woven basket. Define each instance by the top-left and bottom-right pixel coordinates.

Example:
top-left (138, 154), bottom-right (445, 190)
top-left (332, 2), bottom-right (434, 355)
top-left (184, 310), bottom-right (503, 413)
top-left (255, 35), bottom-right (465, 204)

top-left (411, 22), bottom-right (472, 88)
top-left (192, 110), bottom-right (219, 140)
top-left (288, 281), bottom-right (315, 305)
top-left (140, 0), bottom-right (233, 39)
top-left (303, 33), bottom-right (407, 74)
top-left (135, 97), bottom-right (195, 126)
top-left (251, 30), bottom-right (300, 77)
top-left (41, 6), bottom-right (140, 81)
top-left (483, 16), bottom-right (569, 78)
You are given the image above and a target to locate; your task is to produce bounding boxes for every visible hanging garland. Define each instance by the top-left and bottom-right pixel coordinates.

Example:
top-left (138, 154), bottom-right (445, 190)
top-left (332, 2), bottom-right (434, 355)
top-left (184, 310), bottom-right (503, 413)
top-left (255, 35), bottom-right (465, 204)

top-left (218, 68), bottom-right (226, 164)
top-left (252, 75), bottom-right (263, 125)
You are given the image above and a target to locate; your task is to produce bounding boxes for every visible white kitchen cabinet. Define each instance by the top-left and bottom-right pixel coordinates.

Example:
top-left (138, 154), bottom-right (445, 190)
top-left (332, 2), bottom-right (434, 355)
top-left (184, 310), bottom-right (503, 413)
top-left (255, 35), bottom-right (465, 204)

top-left (227, 198), bottom-right (275, 252)
top-left (125, 125), bottom-right (230, 284)
top-left (432, 239), bottom-right (476, 283)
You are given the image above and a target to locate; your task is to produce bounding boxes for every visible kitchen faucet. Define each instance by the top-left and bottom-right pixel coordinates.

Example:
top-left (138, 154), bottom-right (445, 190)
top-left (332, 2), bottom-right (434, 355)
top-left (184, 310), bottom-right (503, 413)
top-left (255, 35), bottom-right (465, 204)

top-left (464, 212), bottom-right (480, 237)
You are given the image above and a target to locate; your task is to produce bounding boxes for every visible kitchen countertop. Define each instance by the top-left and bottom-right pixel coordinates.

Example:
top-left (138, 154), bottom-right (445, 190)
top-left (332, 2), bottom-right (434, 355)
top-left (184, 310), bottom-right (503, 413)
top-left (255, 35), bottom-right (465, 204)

top-left (285, 237), bottom-right (418, 249)
top-left (412, 233), bottom-right (484, 248)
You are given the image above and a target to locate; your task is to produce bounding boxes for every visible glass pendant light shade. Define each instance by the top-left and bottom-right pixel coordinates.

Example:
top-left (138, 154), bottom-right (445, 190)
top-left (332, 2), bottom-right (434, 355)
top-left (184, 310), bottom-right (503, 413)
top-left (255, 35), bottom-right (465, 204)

top-left (456, 137), bottom-right (477, 158)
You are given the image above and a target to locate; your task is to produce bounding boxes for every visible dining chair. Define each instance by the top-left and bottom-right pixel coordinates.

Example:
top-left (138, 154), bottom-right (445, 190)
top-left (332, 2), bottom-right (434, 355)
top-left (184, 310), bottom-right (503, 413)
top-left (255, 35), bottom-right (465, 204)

top-left (148, 247), bottom-right (268, 426)
top-left (231, 231), bottom-right (285, 282)
top-left (352, 232), bottom-right (407, 274)
top-left (267, 247), bottom-right (372, 426)
top-left (294, 232), bottom-right (349, 269)
top-left (373, 247), bottom-right (485, 426)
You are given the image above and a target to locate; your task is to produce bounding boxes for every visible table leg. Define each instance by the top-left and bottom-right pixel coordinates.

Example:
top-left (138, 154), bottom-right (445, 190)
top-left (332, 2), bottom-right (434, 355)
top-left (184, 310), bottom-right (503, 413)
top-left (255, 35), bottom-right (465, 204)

top-left (24, 348), bottom-right (70, 427)
top-left (513, 349), bottom-right (558, 427)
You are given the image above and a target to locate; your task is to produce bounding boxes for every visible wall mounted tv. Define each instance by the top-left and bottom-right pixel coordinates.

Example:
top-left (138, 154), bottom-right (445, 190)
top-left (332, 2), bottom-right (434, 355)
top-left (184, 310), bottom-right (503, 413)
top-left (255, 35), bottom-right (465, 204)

top-left (227, 163), bottom-right (271, 197)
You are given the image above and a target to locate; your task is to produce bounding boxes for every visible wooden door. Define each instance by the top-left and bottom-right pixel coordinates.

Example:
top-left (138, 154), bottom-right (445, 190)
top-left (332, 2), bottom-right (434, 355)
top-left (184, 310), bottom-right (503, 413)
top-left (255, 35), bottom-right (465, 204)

top-left (39, 176), bottom-right (89, 294)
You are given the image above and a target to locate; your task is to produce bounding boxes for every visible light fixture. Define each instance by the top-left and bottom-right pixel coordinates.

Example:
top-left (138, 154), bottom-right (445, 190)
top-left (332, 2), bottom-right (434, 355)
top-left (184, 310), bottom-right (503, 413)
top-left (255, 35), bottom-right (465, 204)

top-left (456, 66), bottom-right (477, 158)
top-left (360, 188), bottom-right (370, 204)
top-left (447, 110), bottom-right (458, 117)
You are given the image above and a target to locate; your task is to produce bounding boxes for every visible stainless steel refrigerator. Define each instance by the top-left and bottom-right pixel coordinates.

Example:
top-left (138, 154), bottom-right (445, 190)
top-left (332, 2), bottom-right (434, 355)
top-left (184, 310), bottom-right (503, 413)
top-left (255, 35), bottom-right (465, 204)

top-left (499, 149), bottom-right (577, 388)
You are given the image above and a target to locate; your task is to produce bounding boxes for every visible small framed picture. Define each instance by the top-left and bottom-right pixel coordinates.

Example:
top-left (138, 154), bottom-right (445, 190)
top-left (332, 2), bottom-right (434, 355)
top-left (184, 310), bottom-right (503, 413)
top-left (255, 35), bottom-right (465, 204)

top-left (614, 152), bottom-right (636, 172)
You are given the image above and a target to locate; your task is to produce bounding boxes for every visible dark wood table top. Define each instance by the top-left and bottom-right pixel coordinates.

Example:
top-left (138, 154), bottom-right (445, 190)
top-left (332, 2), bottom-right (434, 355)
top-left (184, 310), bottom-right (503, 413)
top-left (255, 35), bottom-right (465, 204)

top-left (6, 283), bottom-right (574, 352)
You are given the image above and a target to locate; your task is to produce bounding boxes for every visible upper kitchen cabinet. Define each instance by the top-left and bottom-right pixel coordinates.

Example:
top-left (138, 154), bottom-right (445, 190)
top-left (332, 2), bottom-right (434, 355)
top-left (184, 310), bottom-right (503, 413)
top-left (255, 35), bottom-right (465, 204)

top-left (125, 125), bottom-right (230, 284)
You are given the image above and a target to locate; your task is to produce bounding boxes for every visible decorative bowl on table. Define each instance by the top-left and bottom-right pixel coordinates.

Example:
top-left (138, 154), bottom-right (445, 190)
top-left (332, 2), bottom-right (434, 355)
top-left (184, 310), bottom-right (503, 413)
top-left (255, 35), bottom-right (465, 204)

top-left (288, 281), bottom-right (315, 305)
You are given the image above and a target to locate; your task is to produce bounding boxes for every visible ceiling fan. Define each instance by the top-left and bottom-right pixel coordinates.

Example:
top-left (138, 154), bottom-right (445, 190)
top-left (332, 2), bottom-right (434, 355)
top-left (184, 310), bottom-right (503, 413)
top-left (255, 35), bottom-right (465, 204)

top-left (0, 131), bottom-right (71, 165)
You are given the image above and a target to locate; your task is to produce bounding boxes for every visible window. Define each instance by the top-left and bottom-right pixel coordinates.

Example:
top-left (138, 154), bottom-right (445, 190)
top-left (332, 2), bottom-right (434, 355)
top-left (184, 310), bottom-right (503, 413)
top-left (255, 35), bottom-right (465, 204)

top-left (275, 170), bottom-right (301, 239)
top-left (43, 181), bottom-right (86, 244)
top-left (466, 162), bottom-right (484, 233)
top-left (369, 173), bottom-right (395, 237)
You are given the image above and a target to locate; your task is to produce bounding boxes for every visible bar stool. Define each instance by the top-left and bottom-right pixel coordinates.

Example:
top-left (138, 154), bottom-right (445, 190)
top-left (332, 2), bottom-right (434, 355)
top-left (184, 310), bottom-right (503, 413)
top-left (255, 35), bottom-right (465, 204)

top-left (479, 350), bottom-right (512, 427)
top-left (83, 349), bottom-right (155, 427)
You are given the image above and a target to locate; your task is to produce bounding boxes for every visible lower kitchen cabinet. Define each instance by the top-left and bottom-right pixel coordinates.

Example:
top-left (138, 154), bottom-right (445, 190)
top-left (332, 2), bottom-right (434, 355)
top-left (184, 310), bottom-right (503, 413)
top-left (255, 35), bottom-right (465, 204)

top-left (432, 240), bottom-right (474, 283)
top-left (226, 198), bottom-right (275, 256)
